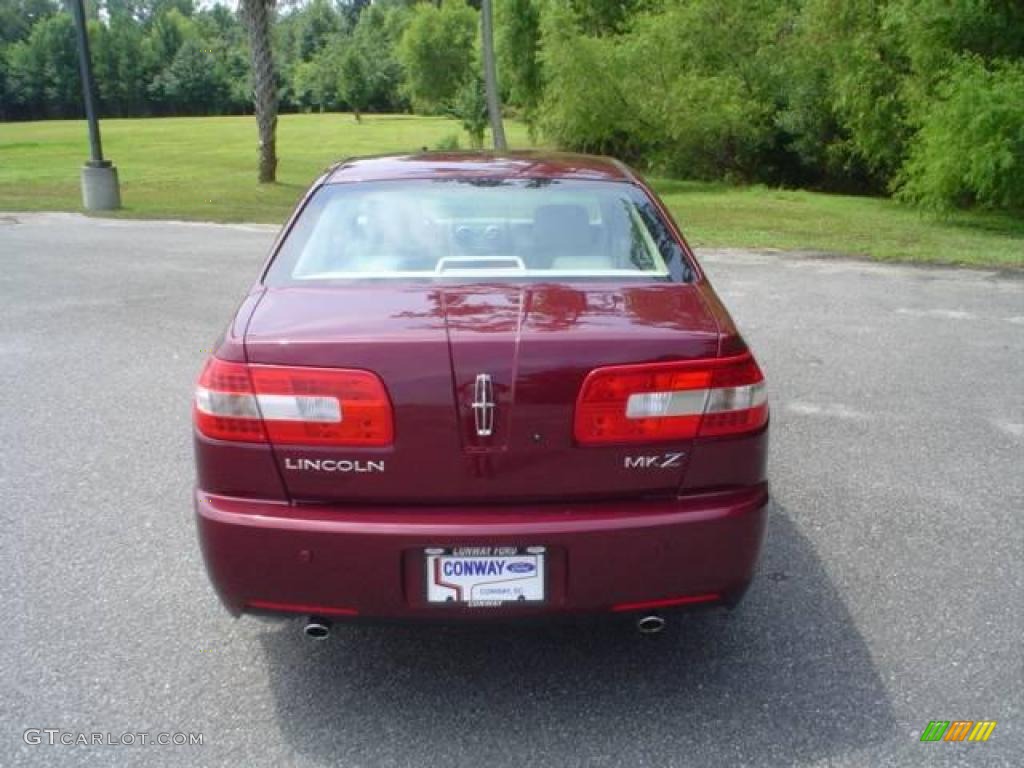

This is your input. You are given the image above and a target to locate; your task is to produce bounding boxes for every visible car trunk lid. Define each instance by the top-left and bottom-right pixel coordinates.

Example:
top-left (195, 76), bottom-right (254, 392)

top-left (244, 282), bottom-right (720, 503)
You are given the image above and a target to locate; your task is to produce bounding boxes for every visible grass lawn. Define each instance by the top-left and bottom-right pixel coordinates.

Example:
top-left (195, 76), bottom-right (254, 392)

top-left (1, 114), bottom-right (1021, 268)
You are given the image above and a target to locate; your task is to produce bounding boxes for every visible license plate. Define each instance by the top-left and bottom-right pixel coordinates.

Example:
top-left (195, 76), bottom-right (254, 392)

top-left (425, 546), bottom-right (546, 606)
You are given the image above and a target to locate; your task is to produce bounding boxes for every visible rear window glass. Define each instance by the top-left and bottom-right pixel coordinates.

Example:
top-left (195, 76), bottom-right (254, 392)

top-left (265, 179), bottom-right (690, 283)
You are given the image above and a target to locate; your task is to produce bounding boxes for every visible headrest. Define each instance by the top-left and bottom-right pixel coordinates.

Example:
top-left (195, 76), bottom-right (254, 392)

top-left (533, 204), bottom-right (592, 257)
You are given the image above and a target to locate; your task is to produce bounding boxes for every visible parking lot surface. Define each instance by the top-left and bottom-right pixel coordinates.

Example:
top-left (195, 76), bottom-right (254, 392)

top-left (2, 213), bottom-right (1021, 766)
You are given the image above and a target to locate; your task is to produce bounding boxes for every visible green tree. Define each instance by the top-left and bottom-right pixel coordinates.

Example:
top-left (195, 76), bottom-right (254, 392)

top-left (496, 0), bottom-right (542, 130)
top-left (0, 0), bottom-right (1020, 214)
top-left (349, 3), bottom-right (409, 112)
top-left (0, 0), bottom-right (59, 45)
top-left (193, 6), bottom-right (252, 114)
top-left (887, 0), bottom-right (1024, 90)
top-left (292, 44), bottom-right (339, 112)
top-left (538, 0), bottom-right (783, 179)
top-left (897, 56), bottom-right (1024, 210)
top-left (293, 0), bottom-right (341, 62)
top-left (568, 0), bottom-right (647, 36)
top-left (802, 0), bottom-right (910, 186)
top-left (537, 2), bottom-right (635, 156)
top-left (149, 38), bottom-right (230, 114)
top-left (5, 13), bottom-right (81, 118)
top-left (397, 0), bottom-right (477, 113)
top-left (143, 7), bottom-right (196, 74)
top-left (448, 74), bottom-right (487, 147)
top-left (337, 44), bottom-right (370, 120)
top-left (124, 0), bottom-right (196, 24)
top-left (338, 0), bottom-right (371, 27)
top-left (91, 14), bottom-right (151, 115)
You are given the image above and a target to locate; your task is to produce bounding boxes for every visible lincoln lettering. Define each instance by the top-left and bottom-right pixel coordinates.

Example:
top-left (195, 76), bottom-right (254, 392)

top-left (284, 458), bottom-right (385, 473)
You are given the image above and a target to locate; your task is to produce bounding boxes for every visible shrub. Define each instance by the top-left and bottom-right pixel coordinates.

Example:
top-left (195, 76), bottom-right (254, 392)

top-left (897, 57), bottom-right (1024, 210)
top-left (448, 76), bottom-right (488, 149)
top-left (434, 133), bottom-right (462, 151)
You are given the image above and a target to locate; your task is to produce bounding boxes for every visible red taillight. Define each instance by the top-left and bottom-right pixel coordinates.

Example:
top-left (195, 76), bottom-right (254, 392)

top-left (193, 358), bottom-right (267, 443)
top-left (194, 357), bottom-right (393, 446)
top-left (574, 353), bottom-right (767, 445)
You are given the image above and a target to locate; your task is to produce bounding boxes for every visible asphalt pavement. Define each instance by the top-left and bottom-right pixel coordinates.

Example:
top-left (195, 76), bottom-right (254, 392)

top-left (1, 212), bottom-right (1021, 767)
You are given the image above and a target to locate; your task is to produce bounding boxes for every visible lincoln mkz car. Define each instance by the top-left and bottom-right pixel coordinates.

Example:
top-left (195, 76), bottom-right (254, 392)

top-left (193, 152), bottom-right (769, 637)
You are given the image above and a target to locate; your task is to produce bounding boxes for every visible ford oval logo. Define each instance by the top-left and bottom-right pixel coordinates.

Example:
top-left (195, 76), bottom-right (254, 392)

top-left (507, 562), bottom-right (535, 574)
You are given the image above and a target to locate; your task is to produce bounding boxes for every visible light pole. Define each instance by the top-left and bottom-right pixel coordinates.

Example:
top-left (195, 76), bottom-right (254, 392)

top-left (481, 0), bottom-right (507, 151)
top-left (69, 0), bottom-right (121, 210)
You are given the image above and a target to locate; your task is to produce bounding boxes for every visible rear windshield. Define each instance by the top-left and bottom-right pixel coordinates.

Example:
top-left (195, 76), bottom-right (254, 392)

top-left (265, 179), bottom-right (691, 284)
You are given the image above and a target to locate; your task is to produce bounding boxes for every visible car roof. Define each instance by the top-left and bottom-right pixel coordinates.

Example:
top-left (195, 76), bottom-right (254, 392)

top-left (323, 151), bottom-right (636, 185)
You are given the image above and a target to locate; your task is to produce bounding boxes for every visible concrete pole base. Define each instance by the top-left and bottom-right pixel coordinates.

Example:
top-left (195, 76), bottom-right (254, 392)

top-left (81, 163), bottom-right (121, 211)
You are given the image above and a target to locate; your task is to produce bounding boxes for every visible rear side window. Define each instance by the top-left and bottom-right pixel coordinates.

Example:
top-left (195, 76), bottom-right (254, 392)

top-left (265, 179), bottom-right (691, 284)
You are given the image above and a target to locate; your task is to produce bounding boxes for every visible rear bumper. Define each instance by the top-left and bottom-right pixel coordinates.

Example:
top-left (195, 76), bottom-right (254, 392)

top-left (195, 484), bottom-right (769, 620)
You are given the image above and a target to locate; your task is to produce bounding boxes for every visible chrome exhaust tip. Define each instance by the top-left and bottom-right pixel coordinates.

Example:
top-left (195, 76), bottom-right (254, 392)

top-left (636, 615), bottom-right (666, 634)
top-left (303, 617), bottom-right (331, 640)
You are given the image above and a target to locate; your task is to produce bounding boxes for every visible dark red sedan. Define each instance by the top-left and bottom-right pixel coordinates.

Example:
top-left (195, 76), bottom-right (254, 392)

top-left (194, 152), bottom-right (768, 637)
